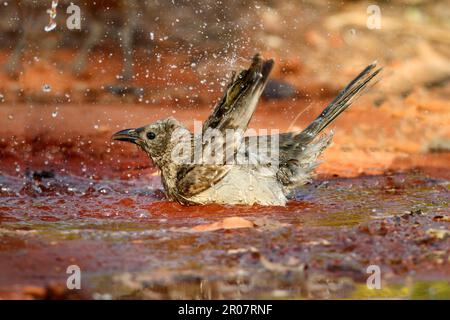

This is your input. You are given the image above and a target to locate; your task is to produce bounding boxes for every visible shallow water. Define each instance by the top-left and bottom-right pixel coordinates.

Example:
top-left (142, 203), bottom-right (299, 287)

top-left (0, 169), bottom-right (448, 299)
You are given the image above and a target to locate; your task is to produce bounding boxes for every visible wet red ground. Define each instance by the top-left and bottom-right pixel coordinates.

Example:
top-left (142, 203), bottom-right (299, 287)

top-left (0, 169), bottom-right (449, 299)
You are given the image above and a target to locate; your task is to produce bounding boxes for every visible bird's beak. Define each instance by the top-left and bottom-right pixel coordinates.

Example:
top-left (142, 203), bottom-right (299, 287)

top-left (111, 128), bottom-right (141, 144)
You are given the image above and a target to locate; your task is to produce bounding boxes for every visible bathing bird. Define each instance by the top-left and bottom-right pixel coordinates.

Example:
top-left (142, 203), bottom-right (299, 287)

top-left (112, 54), bottom-right (381, 205)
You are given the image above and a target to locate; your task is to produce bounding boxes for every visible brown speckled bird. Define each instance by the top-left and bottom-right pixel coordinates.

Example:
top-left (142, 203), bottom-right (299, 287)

top-left (112, 54), bottom-right (381, 206)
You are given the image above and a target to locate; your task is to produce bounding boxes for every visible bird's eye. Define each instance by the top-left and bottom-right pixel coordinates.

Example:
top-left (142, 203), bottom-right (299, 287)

top-left (146, 132), bottom-right (156, 140)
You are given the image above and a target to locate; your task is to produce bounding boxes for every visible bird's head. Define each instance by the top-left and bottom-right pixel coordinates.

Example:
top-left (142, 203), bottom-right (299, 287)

top-left (112, 117), bottom-right (185, 166)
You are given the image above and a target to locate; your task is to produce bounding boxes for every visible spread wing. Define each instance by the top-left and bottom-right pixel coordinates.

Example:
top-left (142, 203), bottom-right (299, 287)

top-left (203, 53), bottom-right (274, 134)
top-left (175, 54), bottom-right (274, 199)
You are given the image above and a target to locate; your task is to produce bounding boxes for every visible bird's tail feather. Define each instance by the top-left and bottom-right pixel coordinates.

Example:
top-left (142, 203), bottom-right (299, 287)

top-left (295, 62), bottom-right (381, 145)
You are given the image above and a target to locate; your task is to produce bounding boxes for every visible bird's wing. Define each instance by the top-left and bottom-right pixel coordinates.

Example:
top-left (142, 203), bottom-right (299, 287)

top-left (175, 164), bottom-right (231, 200)
top-left (175, 54), bottom-right (274, 199)
top-left (203, 53), bottom-right (274, 134)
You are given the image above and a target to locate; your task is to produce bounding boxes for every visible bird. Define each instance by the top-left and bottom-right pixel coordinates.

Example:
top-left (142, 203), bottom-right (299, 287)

top-left (112, 54), bottom-right (381, 206)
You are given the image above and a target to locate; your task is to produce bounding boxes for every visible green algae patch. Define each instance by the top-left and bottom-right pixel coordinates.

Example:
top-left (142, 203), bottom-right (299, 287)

top-left (351, 281), bottom-right (450, 299)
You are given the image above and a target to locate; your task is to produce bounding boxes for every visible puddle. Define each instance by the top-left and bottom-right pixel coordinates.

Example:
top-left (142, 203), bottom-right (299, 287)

top-left (0, 169), bottom-right (448, 299)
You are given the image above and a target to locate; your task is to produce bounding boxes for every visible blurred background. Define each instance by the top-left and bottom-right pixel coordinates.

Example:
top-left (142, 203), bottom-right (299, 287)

top-left (0, 0), bottom-right (449, 177)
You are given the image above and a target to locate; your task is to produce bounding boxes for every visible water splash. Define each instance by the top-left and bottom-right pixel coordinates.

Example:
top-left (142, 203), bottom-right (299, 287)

top-left (44, 0), bottom-right (59, 32)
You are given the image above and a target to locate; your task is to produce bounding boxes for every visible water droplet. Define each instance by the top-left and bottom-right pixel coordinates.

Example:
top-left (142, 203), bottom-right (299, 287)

top-left (44, 0), bottom-right (58, 32)
top-left (42, 84), bottom-right (51, 93)
top-left (44, 22), bottom-right (57, 32)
